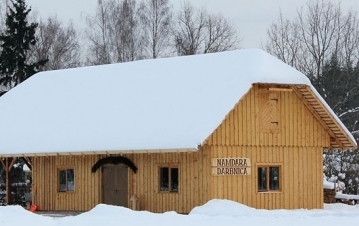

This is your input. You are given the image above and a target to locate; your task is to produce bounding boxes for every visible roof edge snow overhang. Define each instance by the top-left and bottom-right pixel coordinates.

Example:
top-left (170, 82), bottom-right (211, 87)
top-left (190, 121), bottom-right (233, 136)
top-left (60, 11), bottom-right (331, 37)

top-left (0, 148), bottom-right (198, 158)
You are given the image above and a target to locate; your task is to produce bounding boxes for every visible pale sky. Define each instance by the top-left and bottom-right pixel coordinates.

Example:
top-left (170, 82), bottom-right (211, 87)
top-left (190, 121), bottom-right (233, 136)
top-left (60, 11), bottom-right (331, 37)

top-left (25, 0), bottom-right (359, 48)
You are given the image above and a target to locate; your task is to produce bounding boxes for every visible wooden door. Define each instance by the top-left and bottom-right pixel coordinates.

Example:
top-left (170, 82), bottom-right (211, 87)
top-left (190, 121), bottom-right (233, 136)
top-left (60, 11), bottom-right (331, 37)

top-left (103, 165), bottom-right (128, 207)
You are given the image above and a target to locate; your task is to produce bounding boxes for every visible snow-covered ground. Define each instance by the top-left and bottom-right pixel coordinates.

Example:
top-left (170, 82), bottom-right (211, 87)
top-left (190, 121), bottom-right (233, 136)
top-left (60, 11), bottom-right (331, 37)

top-left (1, 199), bottom-right (359, 226)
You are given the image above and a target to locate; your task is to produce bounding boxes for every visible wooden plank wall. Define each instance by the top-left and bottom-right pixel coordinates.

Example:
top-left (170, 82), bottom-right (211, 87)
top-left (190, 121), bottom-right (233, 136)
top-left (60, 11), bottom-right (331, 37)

top-left (32, 151), bottom-right (210, 213)
top-left (127, 147), bottom-right (211, 214)
top-left (209, 145), bottom-right (323, 209)
top-left (205, 84), bottom-right (331, 147)
top-left (205, 84), bottom-right (328, 209)
top-left (32, 155), bottom-right (101, 211)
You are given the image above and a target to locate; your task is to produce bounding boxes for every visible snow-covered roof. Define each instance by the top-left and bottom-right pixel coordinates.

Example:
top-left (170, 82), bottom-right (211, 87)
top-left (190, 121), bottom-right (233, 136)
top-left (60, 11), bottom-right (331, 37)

top-left (0, 49), bottom-right (356, 156)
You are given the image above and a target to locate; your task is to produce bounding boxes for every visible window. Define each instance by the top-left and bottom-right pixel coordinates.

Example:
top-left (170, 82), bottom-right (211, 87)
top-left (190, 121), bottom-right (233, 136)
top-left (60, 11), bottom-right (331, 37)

top-left (258, 166), bottom-right (280, 192)
top-left (59, 169), bottom-right (75, 192)
top-left (159, 167), bottom-right (179, 192)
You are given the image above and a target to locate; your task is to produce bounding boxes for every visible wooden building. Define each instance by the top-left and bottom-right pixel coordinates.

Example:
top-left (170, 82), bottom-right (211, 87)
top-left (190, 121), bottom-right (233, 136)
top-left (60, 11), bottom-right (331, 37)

top-left (0, 49), bottom-right (356, 213)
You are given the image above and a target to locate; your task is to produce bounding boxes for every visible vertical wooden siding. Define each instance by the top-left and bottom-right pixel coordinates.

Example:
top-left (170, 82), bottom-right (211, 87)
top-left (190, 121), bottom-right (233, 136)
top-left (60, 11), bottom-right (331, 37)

top-left (209, 146), bottom-right (323, 209)
top-left (32, 155), bottom-right (101, 211)
top-left (127, 148), bottom-right (211, 214)
top-left (32, 152), bottom-right (210, 213)
top-left (204, 84), bottom-right (328, 209)
top-left (205, 84), bottom-right (330, 147)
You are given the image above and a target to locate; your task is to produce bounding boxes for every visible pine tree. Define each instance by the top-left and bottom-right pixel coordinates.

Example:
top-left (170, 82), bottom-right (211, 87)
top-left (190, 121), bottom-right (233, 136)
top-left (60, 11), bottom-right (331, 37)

top-left (0, 0), bottom-right (47, 96)
top-left (320, 55), bottom-right (359, 195)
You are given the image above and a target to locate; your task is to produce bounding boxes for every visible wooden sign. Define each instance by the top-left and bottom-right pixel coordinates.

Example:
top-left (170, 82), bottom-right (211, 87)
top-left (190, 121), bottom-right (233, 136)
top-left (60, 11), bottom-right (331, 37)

top-left (212, 167), bottom-right (251, 175)
top-left (211, 158), bottom-right (251, 176)
top-left (211, 158), bottom-right (251, 167)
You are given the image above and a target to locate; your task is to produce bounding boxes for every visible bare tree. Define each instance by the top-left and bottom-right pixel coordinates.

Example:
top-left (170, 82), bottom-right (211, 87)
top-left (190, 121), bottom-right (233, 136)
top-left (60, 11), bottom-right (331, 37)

top-left (172, 1), bottom-right (241, 56)
top-left (264, 11), bottom-right (302, 69)
top-left (296, 0), bottom-right (342, 79)
top-left (138, 0), bottom-right (172, 58)
top-left (203, 13), bottom-right (240, 53)
top-left (85, 0), bottom-right (145, 65)
top-left (109, 0), bottom-right (145, 62)
top-left (29, 16), bottom-right (81, 71)
top-left (338, 11), bottom-right (359, 67)
top-left (85, 0), bottom-right (112, 65)
top-left (265, 0), bottom-right (359, 79)
top-left (85, 0), bottom-right (241, 62)
top-left (172, 2), bottom-right (207, 55)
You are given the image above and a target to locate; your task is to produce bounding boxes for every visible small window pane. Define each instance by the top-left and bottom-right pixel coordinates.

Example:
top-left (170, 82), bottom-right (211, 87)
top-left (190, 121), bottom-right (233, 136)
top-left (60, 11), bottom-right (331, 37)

top-left (67, 169), bottom-right (75, 191)
top-left (59, 170), bottom-right (67, 191)
top-left (269, 167), bottom-right (279, 190)
top-left (59, 169), bottom-right (75, 192)
top-left (258, 167), bottom-right (267, 191)
top-left (171, 168), bottom-right (178, 192)
top-left (160, 167), bottom-right (169, 191)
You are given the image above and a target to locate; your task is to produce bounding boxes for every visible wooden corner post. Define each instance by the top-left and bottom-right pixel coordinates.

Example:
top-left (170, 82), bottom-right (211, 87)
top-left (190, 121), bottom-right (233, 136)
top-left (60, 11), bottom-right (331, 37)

top-left (0, 157), bottom-right (16, 205)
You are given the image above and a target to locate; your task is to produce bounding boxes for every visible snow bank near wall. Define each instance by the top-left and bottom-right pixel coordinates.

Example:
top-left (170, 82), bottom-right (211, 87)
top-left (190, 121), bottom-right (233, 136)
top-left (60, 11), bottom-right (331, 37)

top-left (3, 200), bottom-right (359, 226)
top-left (189, 199), bottom-right (258, 217)
top-left (0, 205), bottom-right (52, 224)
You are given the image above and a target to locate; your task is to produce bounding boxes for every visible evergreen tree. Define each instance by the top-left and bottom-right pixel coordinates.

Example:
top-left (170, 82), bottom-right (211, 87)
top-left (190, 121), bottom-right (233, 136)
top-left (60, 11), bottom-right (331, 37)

top-left (319, 55), bottom-right (359, 195)
top-left (313, 55), bottom-right (359, 136)
top-left (0, 0), bottom-right (47, 96)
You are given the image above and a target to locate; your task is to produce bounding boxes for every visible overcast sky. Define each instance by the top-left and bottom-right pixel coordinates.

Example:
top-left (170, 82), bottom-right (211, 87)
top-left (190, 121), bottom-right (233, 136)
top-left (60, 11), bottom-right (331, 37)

top-left (25, 0), bottom-right (359, 48)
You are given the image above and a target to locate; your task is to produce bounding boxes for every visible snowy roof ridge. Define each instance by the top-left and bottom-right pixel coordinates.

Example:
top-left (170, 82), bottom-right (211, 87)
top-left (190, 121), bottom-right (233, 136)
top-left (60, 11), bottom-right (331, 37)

top-left (0, 48), bottom-right (355, 156)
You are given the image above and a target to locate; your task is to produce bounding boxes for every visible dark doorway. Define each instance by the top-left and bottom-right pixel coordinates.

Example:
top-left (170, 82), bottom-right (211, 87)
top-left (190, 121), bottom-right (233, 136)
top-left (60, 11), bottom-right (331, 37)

top-left (102, 165), bottom-right (128, 207)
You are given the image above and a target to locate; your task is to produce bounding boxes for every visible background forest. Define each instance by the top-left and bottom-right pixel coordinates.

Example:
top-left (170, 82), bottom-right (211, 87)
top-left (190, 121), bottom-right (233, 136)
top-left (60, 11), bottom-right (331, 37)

top-left (0, 0), bottom-right (358, 195)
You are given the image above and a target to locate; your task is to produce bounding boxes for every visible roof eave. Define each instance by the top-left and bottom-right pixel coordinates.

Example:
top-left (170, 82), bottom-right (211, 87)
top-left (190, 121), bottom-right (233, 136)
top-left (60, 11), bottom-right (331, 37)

top-left (0, 148), bottom-right (198, 158)
top-left (293, 85), bottom-right (357, 150)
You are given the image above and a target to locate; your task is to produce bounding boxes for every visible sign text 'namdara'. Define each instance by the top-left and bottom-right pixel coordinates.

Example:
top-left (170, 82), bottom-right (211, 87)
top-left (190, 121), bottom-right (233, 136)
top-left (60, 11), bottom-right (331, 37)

top-left (211, 158), bottom-right (251, 176)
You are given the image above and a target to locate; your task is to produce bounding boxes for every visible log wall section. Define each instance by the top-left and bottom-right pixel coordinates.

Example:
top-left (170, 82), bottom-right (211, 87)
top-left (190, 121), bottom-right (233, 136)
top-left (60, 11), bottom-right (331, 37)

top-left (205, 84), bottom-right (329, 209)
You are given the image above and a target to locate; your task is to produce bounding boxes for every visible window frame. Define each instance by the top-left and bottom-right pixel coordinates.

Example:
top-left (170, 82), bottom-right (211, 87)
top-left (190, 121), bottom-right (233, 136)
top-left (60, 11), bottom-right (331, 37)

top-left (158, 165), bottom-right (179, 193)
top-left (58, 168), bottom-right (75, 192)
top-left (257, 164), bottom-right (282, 193)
